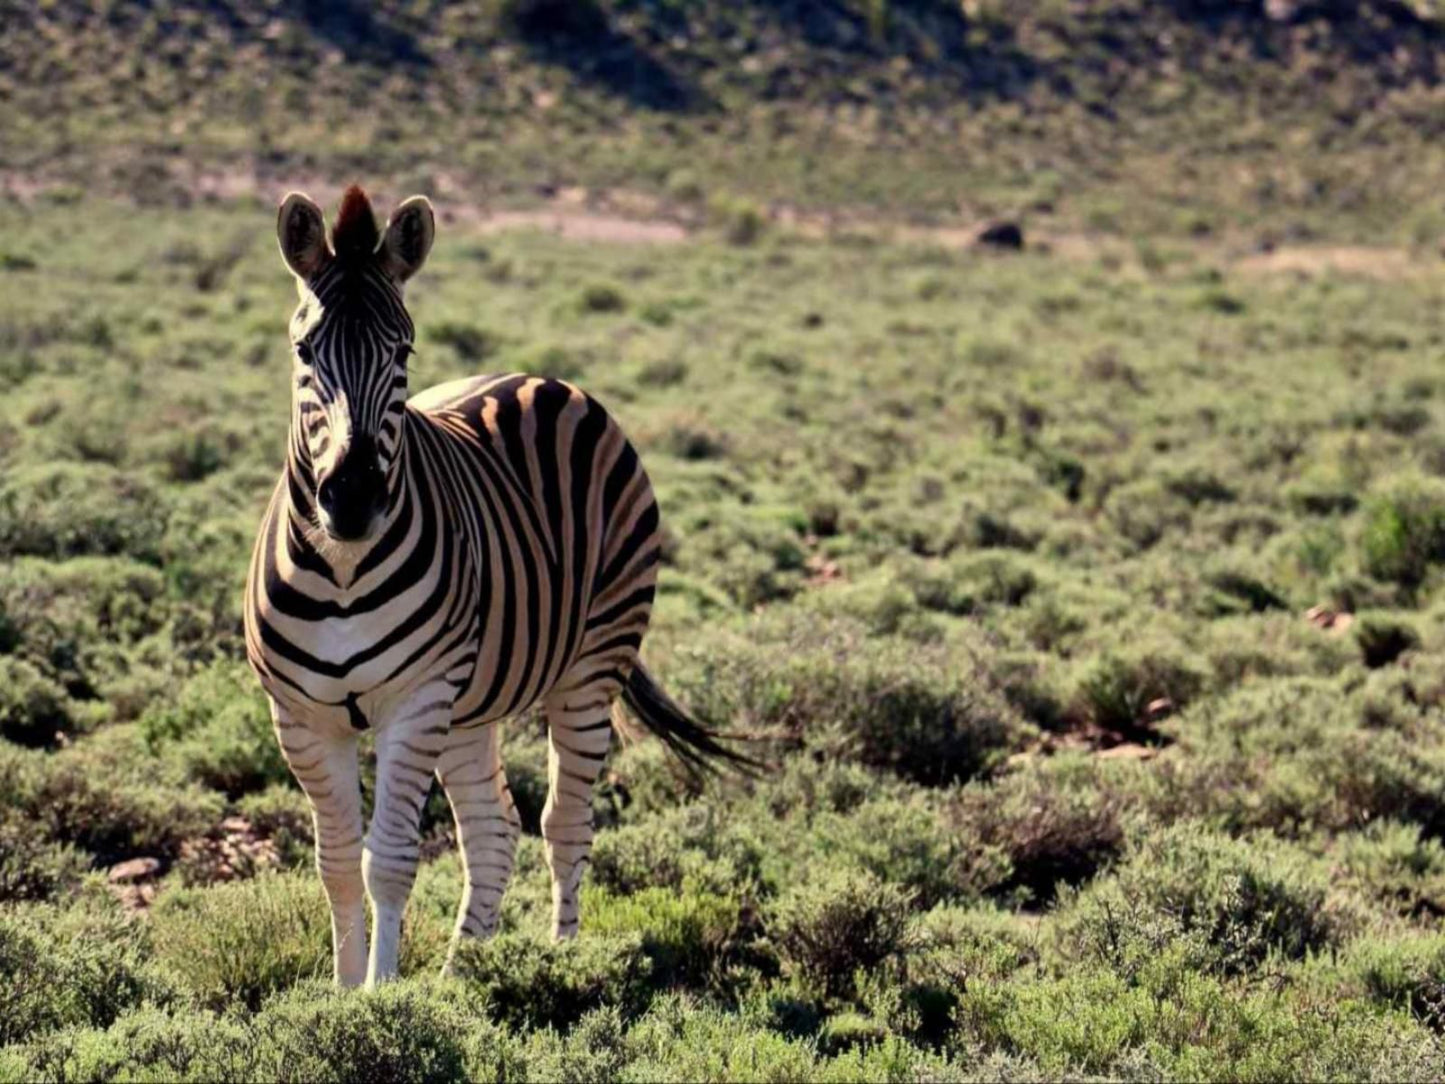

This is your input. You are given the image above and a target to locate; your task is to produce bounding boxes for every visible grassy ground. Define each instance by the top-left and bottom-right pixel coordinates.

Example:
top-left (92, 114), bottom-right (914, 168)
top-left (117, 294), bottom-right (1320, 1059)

top-left (5, 1), bottom-right (1445, 1081)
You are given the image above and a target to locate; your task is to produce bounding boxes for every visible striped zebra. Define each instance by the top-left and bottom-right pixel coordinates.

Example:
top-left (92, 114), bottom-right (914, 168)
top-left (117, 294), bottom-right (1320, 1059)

top-left (244, 186), bottom-right (741, 987)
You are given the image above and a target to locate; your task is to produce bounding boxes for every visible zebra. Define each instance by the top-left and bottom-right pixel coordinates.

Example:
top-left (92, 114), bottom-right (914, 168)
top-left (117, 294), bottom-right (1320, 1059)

top-left (244, 185), bottom-right (744, 987)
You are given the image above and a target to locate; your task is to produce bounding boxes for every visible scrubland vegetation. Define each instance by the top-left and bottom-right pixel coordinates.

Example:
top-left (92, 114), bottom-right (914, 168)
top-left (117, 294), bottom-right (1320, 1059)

top-left (5, 1), bottom-right (1445, 1080)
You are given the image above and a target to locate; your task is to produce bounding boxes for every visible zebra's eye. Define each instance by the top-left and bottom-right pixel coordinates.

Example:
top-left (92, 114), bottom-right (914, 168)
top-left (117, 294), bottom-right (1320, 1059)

top-left (295, 341), bottom-right (314, 365)
top-left (394, 343), bottom-right (414, 366)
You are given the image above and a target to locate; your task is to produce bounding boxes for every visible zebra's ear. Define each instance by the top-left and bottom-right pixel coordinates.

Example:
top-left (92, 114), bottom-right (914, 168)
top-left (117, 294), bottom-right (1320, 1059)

top-left (380, 196), bottom-right (435, 284)
top-left (277, 192), bottom-right (330, 280)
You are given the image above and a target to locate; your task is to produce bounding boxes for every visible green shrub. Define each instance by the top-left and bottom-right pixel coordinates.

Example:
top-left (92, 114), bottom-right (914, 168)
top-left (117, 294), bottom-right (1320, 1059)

top-left (806, 794), bottom-right (973, 908)
top-left (1359, 474), bottom-right (1445, 589)
top-left (577, 281), bottom-right (627, 314)
top-left (0, 811), bottom-right (90, 902)
top-left (1337, 820), bottom-right (1445, 918)
top-left (0, 656), bottom-right (72, 746)
top-left (619, 996), bottom-right (822, 1082)
top-left (948, 754), bottom-right (1126, 905)
top-left (0, 556), bottom-right (172, 735)
top-left (816, 1011), bottom-right (889, 1055)
top-left (1073, 643), bottom-right (1205, 735)
top-left (964, 964), bottom-right (1442, 1080)
top-left (1343, 935), bottom-right (1445, 1029)
top-left (0, 729), bottom-right (223, 861)
top-left (9, 1007), bottom-right (262, 1083)
top-left (1055, 824), bottom-right (1339, 979)
top-left (7, 983), bottom-right (524, 1084)
top-left (427, 320), bottom-right (500, 362)
top-left (586, 886), bottom-right (742, 987)
top-left (0, 902), bottom-right (177, 1046)
top-left (767, 869), bottom-right (916, 999)
top-left (671, 615), bottom-right (1030, 785)
top-left (590, 803), bottom-right (765, 899)
top-left (140, 661), bottom-right (289, 797)
top-left (1156, 677), bottom-right (1445, 837)
top-left (451, 931), bottom-right (651, 1030)
top-left (149, 872), bottom-right (330, 1010)
top-left (254, 981), bottom-right (496, 1083)
top-left (0, 464), bottom-right (168, 562)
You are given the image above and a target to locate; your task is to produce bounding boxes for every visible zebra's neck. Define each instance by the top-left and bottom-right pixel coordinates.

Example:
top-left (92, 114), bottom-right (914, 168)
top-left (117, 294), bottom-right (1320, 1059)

top-left (282, 409), bottom-right (411, 589)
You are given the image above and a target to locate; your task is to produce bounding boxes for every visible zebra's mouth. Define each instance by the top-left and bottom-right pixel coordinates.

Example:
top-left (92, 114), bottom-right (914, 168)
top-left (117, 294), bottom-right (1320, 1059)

top-left (317, 506), bottom-right (381, 544)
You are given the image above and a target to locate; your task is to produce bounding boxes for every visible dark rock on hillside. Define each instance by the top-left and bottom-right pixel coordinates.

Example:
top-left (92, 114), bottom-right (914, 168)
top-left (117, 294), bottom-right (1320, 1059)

top-left (975, 220), bottom-right (1024, 250)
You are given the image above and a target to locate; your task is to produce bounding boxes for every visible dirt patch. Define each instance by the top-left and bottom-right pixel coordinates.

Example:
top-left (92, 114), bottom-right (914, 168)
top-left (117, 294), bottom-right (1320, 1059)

top-left (1236, 244), bottom-right (1427, 280)
top-left (475, 208), bottom-right (689, 245)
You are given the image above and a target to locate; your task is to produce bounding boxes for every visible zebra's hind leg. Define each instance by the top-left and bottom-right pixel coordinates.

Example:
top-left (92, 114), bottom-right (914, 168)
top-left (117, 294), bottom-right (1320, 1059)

top-left (541, 681), bottom-right (618, 941)
top-left (363, 692), bottom-right (453, 985)
top-left (436, 720), bottom-right (520, 972)
top-left (271, 705), bottom-right (367, 988)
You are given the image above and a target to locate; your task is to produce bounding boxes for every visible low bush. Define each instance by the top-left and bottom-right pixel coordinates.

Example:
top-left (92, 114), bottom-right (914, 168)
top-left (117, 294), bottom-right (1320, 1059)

top-left (0, 463), bottom-right (168, 562)
top-left (1337, 820), bottom-right (1445, 919)
top-left (0, 811), bottom-right (90, 902)
top-left (1359, 474), bottom-right (1445, 590)
top-left (962, 964), bottom-right (1443, 1080)
top-left (148, 872), bottom-right (330, 1010)
top-left (140, 661), bottom-right (289, 797)
top-left (1154, 677), bottom-right (1445, 837)
top-left (1342, 935), bottom-right (1445, 1029)
top-left (670, 615), bottom-right (1031, 785)
top-left (0, 728), bottom-right (223, 862)
top-left (1072, 641), bottom-right (1206, 736)
top-left (947, 754), bottom-right (1126, 905)
top-left (767, 869), bottom-right (916, 999)
top-left (1054, 823), bottom-right (1339, 979)
top-left (450, 930), bottom-right (651, 1029)
top-left (0, 901), bottom-right (178, 1046)
top-left (586, 886), bottom-right (742, 987)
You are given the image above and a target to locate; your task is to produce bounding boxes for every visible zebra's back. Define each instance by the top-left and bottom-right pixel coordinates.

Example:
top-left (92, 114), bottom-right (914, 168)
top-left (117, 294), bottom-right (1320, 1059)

top-left (413, 373), bottom-right (662, 728)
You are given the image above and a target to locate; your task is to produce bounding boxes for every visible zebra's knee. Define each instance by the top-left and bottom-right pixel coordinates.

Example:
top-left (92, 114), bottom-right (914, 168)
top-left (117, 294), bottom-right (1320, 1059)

top-left (362, 845), bottom-right (418, 912)
top-left (318, 861), bottom-right (365, 908)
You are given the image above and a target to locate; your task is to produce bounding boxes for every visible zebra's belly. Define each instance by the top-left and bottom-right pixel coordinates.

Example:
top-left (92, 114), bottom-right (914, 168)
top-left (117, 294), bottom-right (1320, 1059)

top-left (257, 606), bottom-right (479, 730)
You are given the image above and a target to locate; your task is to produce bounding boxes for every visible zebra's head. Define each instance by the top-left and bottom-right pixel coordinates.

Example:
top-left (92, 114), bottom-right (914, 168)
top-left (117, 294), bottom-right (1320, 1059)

top-left (275, 186), bottom-right (435, 543)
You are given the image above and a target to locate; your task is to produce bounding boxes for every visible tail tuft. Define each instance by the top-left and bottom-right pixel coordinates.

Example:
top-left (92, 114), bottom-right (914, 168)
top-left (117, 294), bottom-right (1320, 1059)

top-left (621, 665), bottom-right (761, 778)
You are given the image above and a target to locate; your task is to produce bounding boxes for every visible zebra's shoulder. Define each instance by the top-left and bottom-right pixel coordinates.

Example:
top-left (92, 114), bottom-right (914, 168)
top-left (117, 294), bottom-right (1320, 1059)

top-left (409, 372), bottom-right (608, 420)
top-left (407, 373), bottom-right (511, 414)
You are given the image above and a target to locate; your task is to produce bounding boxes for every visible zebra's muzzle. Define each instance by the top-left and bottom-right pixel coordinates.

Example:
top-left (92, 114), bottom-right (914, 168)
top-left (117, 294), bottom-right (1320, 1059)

top-left (316, 436), bottom-right (386, 542)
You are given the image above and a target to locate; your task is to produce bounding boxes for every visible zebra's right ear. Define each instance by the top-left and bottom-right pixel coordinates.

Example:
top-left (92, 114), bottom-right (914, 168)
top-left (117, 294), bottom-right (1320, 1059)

top-left (277, 192), bottom-right (331, 280)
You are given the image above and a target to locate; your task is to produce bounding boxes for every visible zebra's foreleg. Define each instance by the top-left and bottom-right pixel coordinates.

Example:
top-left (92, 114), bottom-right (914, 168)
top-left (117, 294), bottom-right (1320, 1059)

top-left (272, 705), bottom-right (367, 987)
top-left (541, 687), bottom-right (616, 940)
top-left (363, 691), bottom-right (452, 985)
top-left (436, 720), bottom-right (520, 971)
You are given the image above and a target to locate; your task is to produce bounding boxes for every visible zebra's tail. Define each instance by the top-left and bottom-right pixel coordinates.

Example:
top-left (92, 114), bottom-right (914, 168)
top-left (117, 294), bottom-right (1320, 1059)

top-left (619, 664), bottom-right (760, 777)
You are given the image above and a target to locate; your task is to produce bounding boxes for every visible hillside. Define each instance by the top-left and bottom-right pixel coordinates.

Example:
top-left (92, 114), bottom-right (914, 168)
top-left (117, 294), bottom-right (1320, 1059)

top-left (3, 0), bottom-right (1445, 240)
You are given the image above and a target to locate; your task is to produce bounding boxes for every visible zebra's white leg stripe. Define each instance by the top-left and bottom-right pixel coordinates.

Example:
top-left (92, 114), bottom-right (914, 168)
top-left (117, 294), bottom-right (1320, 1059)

top-left (363, 691), bottom-right (453, 985)
top-left (273, 706), bottom-right (367, 987)
top-left (541, 687), bottom-right (616, 941)
top-left (437, 720), bottom-right (519, 971)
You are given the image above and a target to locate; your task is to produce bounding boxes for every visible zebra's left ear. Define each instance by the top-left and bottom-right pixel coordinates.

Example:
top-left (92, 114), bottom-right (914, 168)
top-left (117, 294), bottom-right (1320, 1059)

top-left (380, 196), bottom-right (435, 284)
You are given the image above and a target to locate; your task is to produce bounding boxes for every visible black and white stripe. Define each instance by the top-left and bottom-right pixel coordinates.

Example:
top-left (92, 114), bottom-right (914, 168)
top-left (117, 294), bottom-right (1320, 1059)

top-left (244, 187), bottom-right (741, 987)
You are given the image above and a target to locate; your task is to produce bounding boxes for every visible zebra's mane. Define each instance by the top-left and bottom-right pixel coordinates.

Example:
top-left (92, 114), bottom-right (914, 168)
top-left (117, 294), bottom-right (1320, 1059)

top-left (330, 185), bottom-right (380, 263)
